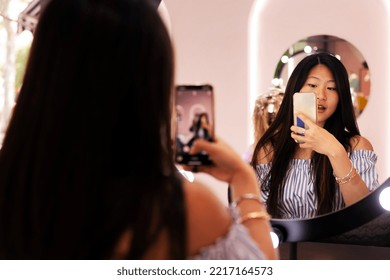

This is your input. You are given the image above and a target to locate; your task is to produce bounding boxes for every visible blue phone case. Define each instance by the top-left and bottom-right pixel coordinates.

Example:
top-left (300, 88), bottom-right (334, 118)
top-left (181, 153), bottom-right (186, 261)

top-left (296, 116), bottom-right (305, 128)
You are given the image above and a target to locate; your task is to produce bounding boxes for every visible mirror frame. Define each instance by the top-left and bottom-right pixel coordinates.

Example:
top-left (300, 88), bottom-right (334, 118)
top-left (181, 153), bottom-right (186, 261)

top-left (271, 177), bottom-right (390, 243)
top-left (273, 34), bottom-right (370, 117)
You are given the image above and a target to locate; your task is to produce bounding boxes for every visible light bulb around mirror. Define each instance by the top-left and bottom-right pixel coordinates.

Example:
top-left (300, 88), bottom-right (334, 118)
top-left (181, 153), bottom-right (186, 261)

top-left (270, 226), bottom-right (285, 248)
top-left (270, 231), bottom-right (280, 248)
top-left (379, 187), bottom-right (390, 211)
top-left (280, 55), bottom-right (289, 64)
top-left (303, 45), bottom-right (312, 54)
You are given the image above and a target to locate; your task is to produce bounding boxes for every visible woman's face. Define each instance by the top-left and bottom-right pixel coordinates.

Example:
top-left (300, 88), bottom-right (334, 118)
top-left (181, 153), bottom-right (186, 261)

top-left (299, 64), bottom-right (339, 127)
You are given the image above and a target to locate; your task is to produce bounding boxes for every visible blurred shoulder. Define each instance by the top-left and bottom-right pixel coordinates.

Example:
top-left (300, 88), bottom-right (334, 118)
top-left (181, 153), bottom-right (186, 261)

top-left (350, 135), bottom-right (374, 151)
top-left (182, 179), bottom-right (231, 256)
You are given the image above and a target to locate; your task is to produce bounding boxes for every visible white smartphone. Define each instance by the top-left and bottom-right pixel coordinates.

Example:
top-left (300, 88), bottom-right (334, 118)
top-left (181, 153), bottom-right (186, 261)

top-left (175, 84), bottom-right (215, 166)
top-left (293, 92), bottom-right (317, 129)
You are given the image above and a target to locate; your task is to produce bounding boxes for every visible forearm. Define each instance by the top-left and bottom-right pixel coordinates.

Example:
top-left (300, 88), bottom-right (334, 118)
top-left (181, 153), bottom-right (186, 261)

top-left (229, 164), bottom-right (261, 199)
top-left (327, 144), bottom-right (370, 205)
top-left (229, 165), bottom-right (278, 259)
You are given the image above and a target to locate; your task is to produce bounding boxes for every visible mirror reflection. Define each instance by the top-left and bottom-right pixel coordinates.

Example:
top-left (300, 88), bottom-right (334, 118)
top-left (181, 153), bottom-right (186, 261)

top-left (273, 35), bottom-right (370, 117)
top-left (250, 52), bottom-right (380, 219)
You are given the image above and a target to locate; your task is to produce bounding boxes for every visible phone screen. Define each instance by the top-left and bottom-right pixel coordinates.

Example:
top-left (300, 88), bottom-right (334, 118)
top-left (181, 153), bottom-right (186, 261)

top-left (293, 92), bottom-right (317, 129)
top-left (175, 84), bottom-right (214, 166)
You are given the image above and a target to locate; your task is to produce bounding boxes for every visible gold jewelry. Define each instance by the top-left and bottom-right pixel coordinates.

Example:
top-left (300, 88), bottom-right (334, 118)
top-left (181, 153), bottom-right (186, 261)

top-left (335, 164), bottom-right (353, 179)
top-left (334, 165), bottom-right (358, 185)
top-left (237, 211), bottom-right (271, 224)
top-left (231, 193), bottom-right (263, 208)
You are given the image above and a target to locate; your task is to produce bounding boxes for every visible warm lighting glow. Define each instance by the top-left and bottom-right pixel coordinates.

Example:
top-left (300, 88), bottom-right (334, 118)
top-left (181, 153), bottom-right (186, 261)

top-left (379, 187), bottom-right (390, 211)
top-left (270, 231), bottom-right (280, 248)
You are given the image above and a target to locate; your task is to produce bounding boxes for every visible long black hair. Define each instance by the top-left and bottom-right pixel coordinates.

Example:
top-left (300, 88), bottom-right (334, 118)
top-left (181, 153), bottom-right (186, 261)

top-left (0, 0), bottom-right (186, 259)
top-left (251, 53), bottom-right (360, 218)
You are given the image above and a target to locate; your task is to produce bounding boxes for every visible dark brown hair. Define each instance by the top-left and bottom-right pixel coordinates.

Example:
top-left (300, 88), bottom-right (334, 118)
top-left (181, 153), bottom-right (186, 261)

top-left (0, 0), bottom-right (186, 259)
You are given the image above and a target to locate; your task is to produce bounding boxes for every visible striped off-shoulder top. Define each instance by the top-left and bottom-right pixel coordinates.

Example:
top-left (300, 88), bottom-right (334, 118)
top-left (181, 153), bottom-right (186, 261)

top-left (254, 150), bottom-right (380, 219)
top-left (189, 207), bottom-right (266, 260)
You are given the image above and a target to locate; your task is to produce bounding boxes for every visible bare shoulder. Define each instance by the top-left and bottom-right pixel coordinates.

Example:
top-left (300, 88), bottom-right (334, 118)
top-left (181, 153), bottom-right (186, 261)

top-left (182, 179), bottom-right (231, 256)
top-left (256, 143), bottom-right (273, 164)
top-left (114, 180), bottom-right (231, 259)
top-left (350, 135), bottom-right (374, 151)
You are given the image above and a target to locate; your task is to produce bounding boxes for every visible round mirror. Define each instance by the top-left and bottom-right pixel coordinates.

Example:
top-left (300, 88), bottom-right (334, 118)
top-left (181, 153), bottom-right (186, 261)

top-left (272, 35), bottom-right (370, 117)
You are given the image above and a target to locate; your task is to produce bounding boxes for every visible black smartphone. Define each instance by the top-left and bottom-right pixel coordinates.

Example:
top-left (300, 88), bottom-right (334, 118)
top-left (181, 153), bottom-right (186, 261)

top-left (175, 84), bottom-right (215, 166)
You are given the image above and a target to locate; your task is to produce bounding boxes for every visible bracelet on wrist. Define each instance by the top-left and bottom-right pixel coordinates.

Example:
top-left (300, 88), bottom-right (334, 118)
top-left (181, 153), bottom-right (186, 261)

top-left (334, 165), bottom-right (358, 185)
top-left (230, 193), bottom-right (264, 208)
top-left (237, 210), bottom-right (271, 224)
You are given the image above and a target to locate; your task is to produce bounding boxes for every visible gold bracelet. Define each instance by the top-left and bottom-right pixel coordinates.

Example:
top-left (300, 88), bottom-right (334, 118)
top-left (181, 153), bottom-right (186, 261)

top-left (334, 163), bottom-right (353, 181)
top-left (335, 167), bottom-right (358, 185)
top-left (230, 193), bottom-right (263, 208)
top-left (237, 211), bottom-right (271, 224)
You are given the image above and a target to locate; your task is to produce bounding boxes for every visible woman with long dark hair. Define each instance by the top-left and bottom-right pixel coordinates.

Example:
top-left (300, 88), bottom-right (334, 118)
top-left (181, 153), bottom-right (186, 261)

top-left (251, 53), bottom-right (379, 219)
top-left (0, 0), bottom-right (276, 260)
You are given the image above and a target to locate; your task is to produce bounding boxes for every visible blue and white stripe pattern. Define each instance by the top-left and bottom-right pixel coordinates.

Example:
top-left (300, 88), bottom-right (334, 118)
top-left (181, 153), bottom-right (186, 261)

top-left (190, 207), bottom-right (266, 259)
top-left (255, 150), bottom-right (380, 219)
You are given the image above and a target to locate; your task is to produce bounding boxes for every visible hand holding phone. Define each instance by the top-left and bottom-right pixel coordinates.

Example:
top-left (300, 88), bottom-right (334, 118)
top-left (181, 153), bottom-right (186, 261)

top-left (175, 84), bottom-right (215, 166)
top-left (293, 92), bottom-right (317, 130)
